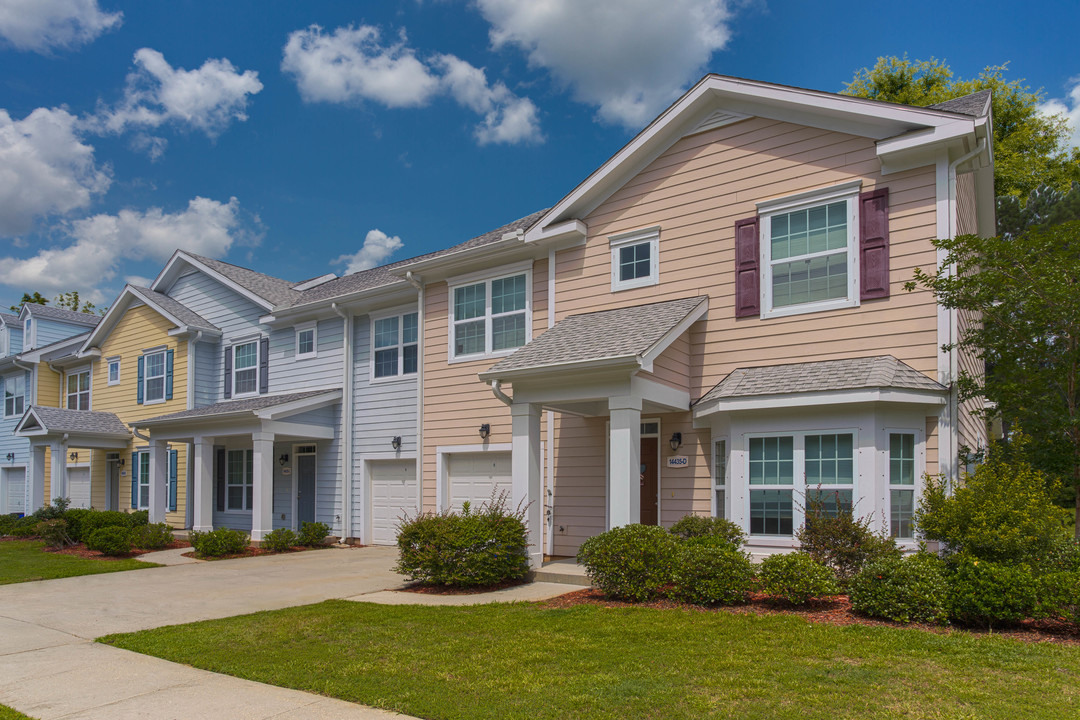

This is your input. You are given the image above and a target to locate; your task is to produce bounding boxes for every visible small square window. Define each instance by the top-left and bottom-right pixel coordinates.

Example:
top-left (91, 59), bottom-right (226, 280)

top-left (296, 325), bottom-right (316, 358)
top-left (610, 227), bottom-right (659, 291)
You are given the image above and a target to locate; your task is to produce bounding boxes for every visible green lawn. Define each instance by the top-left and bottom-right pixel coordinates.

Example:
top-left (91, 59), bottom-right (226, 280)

top-left (0, 703), bottom-right (35, 719)
top-left (100, 600), bottom-right (1080, 720)
top-left (0, 540), bottom-right (157, 584)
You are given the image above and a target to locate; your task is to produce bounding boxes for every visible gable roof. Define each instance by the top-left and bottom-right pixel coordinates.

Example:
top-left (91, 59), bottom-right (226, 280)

top-left (928, 90), bottom-right (993, 117)
top-left (480, 296), bottom-right (708, 381)
top-left (19, 304), bottom-right (101, 327)
top-left (15, 406), bottom-right (131, 438)
top-left (184, 252), bottom-right (303, 307)
top-left (81, 285), bottom-right (219, 353)
top-left (14, 332), bottom-right (91, 364)
top-left (0, 311), bottom-right (19, 326)
top-left (126, 286), bottom-right (218, 333)
top-left (135, 390), bottom-right (341, 425)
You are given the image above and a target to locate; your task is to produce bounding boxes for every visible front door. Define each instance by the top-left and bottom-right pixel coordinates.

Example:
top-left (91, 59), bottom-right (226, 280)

top-left (107, 459), bottom-right (120, 511)
top-left (640, 437), bottom-right (658, 525)
top-left (297, 453), bottom-right (316, 525)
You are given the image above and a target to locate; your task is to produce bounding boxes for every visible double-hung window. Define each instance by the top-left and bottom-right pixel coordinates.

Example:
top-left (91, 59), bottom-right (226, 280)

top-left (804, 434), bottom-right (855, 517)
top-left (4, 373), bottom-right (25, 417)
top-left (143, 351), bottom-right (166, 403)
top-left (296, 324), bottom-right (316, 359)
top-left (138, 451), bottom-right (150, 509)
top-left (451, 270), bottom-right (529, 359)
top-left (373, 312), bottom-right (418, 379)
top-left (226, 449), bottom-right (253, 511)
top-left (107, 358), bottom-right (120, 385)
top-left (610, 227), bottom-right (660, 291)
top-left (713, 439), bottom-right (728, 519)
top-left (232, 341), bottom-right (259, 396)
top-left (889, 433), bottom-right (916, 539)
top-left (66, 369), bottom-right (90, 410)
top-left (748, 436), bottom-right (795, 535)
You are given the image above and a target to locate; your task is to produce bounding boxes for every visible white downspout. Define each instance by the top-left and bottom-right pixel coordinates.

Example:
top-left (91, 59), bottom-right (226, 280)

top-left (489, 379), bottom-right (512, 406)
top-left (332, 303), bottom-right (353, 543)
top-left (546, 247), bottom-right (556, 557)
top-left (404, 272), bottom-right (424, 518)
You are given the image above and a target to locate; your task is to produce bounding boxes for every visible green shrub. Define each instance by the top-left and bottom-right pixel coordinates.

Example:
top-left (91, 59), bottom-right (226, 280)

top-left (128, 510), bottom-right (149, 527)
top-left (298, 521), bottom-right (330, 547)
top-left (758, 552), bottom-right (839, 605)
top-left (32, 497), bottom-right (69, 522)
top-left (130, 522), bottom-right (174, 550)
top-left (670, 543), bottom-right (755, 606)
top-left (9, 516), bottom-right (38, 537)
top-left (850, 552), bottom-right (949, 624)
top-left (396, 493), bottom-right (530, 588)
top-left (1037, 536), bottom-right (1080, 574)
top-left (1036, 571), bottom-right (1080, 624)
top-left (80, 510), bottom-right (137, 537)
top-left (86, 526), bottom-right (132, 556)
top-left (947, 555), bottom-right (1038, 628)
top-left (261, 528), bottom-right (299, 552)
top-left (190, 527), bottom-right (249, 557)
top-left (577, 524), bottom-right (678, 602)
top-left (796, 492), bottom-right (899, 586)
top-left (669, 515), bottom-right (745, 549)
top-left (62, 508), bottom-right (93, 542)
top-left (915, 452), bottom-right (1070, 565)
top-left (35, 519), bottom-right (74, 549)
top-left (0, 513), bottom-right (21, 536)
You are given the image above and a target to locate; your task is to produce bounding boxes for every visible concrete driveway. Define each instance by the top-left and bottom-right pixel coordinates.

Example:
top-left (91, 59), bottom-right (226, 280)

top-left (0, 546), bottom-right (412, 719)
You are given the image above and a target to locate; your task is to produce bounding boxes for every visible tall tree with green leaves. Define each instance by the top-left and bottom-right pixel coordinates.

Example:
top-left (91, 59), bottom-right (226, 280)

top-left (53, 291), bottom-right (102, 315)
top-left (8, 292), bottom-right (48, 313)
top-left (843, 56), bottom-right (1080, 200)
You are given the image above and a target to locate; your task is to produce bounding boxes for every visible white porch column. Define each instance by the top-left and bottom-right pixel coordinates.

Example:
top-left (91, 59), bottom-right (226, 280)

top-left (192, 436), bottom-right (215, 532)
top-left (49, 439), bottom-right (67, 503)
top-left (251, 431), bottom-right (275, 541)
top-left (148, 438), bottom-right (168, 523)
top-left (608, 396), bottom-right (642, 529)
top-left (512, 401), bottom-right (543, 568)
top-left (28, 444), bottom-right (46, 512)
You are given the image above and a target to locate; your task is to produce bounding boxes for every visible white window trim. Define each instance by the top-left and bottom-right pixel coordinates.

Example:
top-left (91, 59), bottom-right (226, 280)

top-left (142, 349), bottom-right (168, 406)
top-left (224, 448), bottom-right (254, 513)
top-left (712, 437), bottom-right (728, 520)
top-left (295, 322), bottom-right (317, 360)
top-left (370, 307), bottom-right (419, 383)
top-left (107, 357), bottom-right (121, 386)
top-left (66, 366), bottom-right (92, 411)
top-left (744, 427), bottom-right (860, 538)
top-left (884, 426), bottom-right (925, 544)
top-left (24, 319), bottom-right (35, 350)
top-left (609, 226), bottom-right (660, 292)
top-left (3, 372), bottom-right (26, 418)
top-left (447, 262), bottom-right (533, 364)
top-left (230, 340), bottom-right (260, 399)
top-left (758, 182), bottom-right (861, 320)
top-left (136, 449), bottom-right (150, 511)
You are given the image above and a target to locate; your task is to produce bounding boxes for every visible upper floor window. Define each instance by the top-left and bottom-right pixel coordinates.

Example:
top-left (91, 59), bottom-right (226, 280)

top-left (232, 341), bottom-right (259, 396)
top-left (3, 373), bottom-right (25, 417)
top-left (450, 269), bottom-right (530, 360)
top-left (373, 312), bottom-right (418, 379)
top-left (143, 351), bottom-right (167, 403)
top-left (107, 358), bottom-right (120, 386)
top-left (24, 318), bottom-right (34, 349)
top-left (296, 323), bottom-right (317, 359)
top-left (66, 368), bottom-right (91, 410)
top-left (610, 227), bottom-right (659, 292)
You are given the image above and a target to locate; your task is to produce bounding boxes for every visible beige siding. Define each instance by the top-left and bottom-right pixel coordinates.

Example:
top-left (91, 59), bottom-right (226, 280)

top-left (925, 416), bottom-right (939, 478)
top-left (550, 415), bottom-right (606, 555)
top-left (956, 171), bottom-right (978, 236)
top-left (640, 332), bottom-right (691, 391)
top-left (954, 171), bottom-right (987, 460)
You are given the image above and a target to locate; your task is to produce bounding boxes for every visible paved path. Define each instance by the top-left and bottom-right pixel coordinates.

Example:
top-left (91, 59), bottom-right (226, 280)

top-left (0, 546), bottom-right (412, 719)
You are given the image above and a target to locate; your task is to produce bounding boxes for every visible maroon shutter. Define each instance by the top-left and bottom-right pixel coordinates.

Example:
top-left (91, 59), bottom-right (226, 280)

top-left (223, 346), bottom-right (232, 399)
top-left (859, 188), bottom-right (890, 300)
top-left (734, 216), bottom-right (760, 317)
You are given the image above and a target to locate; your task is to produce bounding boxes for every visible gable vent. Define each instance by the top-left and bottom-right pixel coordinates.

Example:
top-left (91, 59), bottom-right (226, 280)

top-left (686, 109), bottom-right (750, 137)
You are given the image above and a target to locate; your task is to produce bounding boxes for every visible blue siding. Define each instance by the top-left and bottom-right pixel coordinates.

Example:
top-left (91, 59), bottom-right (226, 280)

top-left (0, 370), bottom-right (32, 473)
top-left (267, 318), bottom-right (344, 394)
top-left (34, 319), bottom-right (92, 348)
top-left (193, 340), bottom-right (219, 407)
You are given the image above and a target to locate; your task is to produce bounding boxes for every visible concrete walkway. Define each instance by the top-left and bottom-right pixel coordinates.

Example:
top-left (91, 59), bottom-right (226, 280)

top-left (353, 581), bottom-right (577, 606)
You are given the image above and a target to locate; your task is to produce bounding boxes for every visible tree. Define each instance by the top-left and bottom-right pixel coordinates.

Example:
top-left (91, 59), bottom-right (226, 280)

top-left (53, 291), bottom-right (102, 315)
top-left (905, 219), bottom-right (1080, 534)
top-left (843, 56), bottom-right (1080, 200)
top-left (8, 292), bottom-right (48, 313)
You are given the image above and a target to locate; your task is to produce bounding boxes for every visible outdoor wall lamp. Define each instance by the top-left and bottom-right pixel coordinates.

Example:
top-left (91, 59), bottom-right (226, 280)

top-left (391, 436), bottom-right (402, 451)
top-left (5, 452), bottom-right (14, 463)
top-left (669, 432), bottom-right (683, 452)
top-left (117, 457), bottom-right (125, 467)
top-left (69, 452), bottom-right (78, 462)
top-left (479, 423), bottom-right (491, 440)
top-left (278, 454), bottom-right (289, 467)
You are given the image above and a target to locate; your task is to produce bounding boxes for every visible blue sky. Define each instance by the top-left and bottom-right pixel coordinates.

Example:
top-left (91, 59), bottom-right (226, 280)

top-left (2, 0), bottom-right (1078, 310)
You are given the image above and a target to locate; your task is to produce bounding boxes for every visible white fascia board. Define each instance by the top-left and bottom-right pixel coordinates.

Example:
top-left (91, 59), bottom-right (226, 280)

top-left (260, 420), bottom-right (336, 440)
top-left (252, 390), bottom-right (343, 420)
top-left (18, 335), bottom-right (88, 364)
top-left (389, 237), bottom-right (532, 281)
top-left (639, 298), bottom-right (709, 371)
top-left (693, 387), bottom-right (947, 419)
top-left (522, 218), bottom-right (587, 245)
top-left (477, 355), bottom-right (642, 383)
top-left (875, 119), bottom-right (974, 158)
top-left (631, 375), bottom-right (691, 412)
top-left (261, 282), bottom-right (415, 325)
top-left (14, 409), bottom-right (45, 434)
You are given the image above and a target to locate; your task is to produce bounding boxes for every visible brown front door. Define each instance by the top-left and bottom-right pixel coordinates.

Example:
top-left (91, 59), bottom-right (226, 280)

top-left (640, 437), bottom-right (658, 525)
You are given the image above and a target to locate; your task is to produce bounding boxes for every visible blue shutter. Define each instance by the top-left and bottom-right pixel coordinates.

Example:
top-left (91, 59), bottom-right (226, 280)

top-left (130, 452), bottom-right (139, 509)
top-left (168, 449), bottom-right (178, 512)
top-left (165, 348), bottom-right (174, 401)
top-left (136, 356), bottom-right (145, 405)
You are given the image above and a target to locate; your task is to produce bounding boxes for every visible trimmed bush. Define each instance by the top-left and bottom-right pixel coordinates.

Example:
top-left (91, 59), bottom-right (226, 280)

top-left (81, 510), bottom-right (138, 537)
top-left (850, 553), bottom-right (949, 624)
top-left (669, 515), bottom-right (745, 549)
top-left (86, 526), bottom-right (132, 556)
top-left (261, 528), bottom-right (299, 552)
top-left (31, 497), bottom-right (69, 522)
top-left (797, 492), bottom-right (899, 586)
top-left (1036, 571), bottom-right (1080, 624)
top-left (1037, 537), bottom-right (1080, 574)
top-left (190, 527), bottom-right (249, 557)
top-left (130, 522), bottom-right (174, 550)
top-left (298, 521), bottom-right (330, 547)
top-left (9, 516), bottom-right (38, 537)
top-left (62, 508), bottom-right (94, 542)
top-left (396, 493), bottom-right (530, 588)
top-left (670, 543), bottom-right (755, 606)
top-left (128, 510), bottom-right (149, 527)
top-left (758, 552), bottom-right (839, 605)
top-left (577, 524), bottom-right (679, 602)
top-left (0, 513), bottom-right (22, 536)
top-left (947, 555), bottom-right (1038, 628)
top-left (36, 519), bottom-right (74, 549)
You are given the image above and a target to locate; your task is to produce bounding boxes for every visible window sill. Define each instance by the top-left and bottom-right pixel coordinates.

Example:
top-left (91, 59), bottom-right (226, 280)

top-left (143, 398), bottom-right (166, 406)
top-left (611, 276), bottom-right (659, 293)
top-left (761, 296), bottom-right (858, 320)
top-left (448, 348), bottom-right (520, 365)
top-left (369, 373), bottom-right (418, 385)
top-left (296, 353), bottom-right (318, 361)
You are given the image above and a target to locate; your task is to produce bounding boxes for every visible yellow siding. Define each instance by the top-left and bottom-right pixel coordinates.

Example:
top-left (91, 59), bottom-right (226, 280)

top-left (36, 365), bottom-right (62, 407)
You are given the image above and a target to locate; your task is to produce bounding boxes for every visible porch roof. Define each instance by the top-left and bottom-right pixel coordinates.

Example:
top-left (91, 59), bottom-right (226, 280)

top-left (15, 405), bottom-right (131, 439)
top-left (479, 295), bottom-right (708, 381)
top-left (134, 390), bottom-right (341, 426)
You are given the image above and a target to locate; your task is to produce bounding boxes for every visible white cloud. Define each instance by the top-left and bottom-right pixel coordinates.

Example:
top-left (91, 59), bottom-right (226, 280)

top-left (475, 0), bottom-right (732, 129)
top-left (1039, 79), bottom-right (1080, 150)
top-left (332, 229), bottom-right (404, 273)
top-left (123, 274), bottom-right (153, 288)
top-left (0, 106), bottom-right (111, 236)
top-left (91, 48), bottom-right (263, 139)
top-left (281, 24), bottom-right (542, 145)
top-left (0, 0), bottom-right (121, 53)
top-left (0, 196), bottom-right (243, 298)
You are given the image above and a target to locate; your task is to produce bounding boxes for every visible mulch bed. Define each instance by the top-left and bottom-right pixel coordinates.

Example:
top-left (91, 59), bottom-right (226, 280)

top-left (541, 588), bottom-right (1080, 646)
top-left (44, 539), bottom-right (191, 561)
top-left (400, 578), bottom-right (529, 595)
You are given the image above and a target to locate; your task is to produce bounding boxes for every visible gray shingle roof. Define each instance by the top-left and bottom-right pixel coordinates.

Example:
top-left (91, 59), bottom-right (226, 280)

top-left (696, 356), bottom-right (946, 405)
top-left (127, 285), bottom-right (218, 332)
top-left (23, 305), bottom-right (101, 326)
top-left (927, 90), bottom-right (992, 117)
top-left (484, 296), bottom-right (708, 376)
top-left (137, 390), bottom-right (339, 424)
top-left (0, 311), bottom-right (19, 325)
top-left (185, 253), bottom-right (303, 307)
top-left (22, 406), bottom-right (130, 437)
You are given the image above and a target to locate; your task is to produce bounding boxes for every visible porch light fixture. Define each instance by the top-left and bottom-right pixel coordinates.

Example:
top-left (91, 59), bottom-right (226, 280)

top-left (278, 454), bottom-right (289, 467)
top-left (69, 452), bottom-right (78, 462)
top-left (117, 457), bottom-right (125, 467)
top-left (479, 423), bottom-right (491, 440)
top-left (669, 432), bottom-right (682, 452)
top-left (391, 436), bottom-right (402, 451)
top-left (5, 453), bottom-right (13, 463)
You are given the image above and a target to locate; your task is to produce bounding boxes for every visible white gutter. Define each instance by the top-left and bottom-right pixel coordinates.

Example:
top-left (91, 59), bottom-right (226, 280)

top-left (331, 302), bottom-right (353, 543)
top-left (489, 379), bottom-right (512, 406)
top-left (131, 426), bottom-right (150, 442)
top-left (404, 272), bottom-right (424, 519)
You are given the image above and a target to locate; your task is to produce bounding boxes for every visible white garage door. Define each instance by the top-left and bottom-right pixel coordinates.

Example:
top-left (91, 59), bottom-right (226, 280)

top-left (67, 467), bottom-right (91, 509)
top-left (447, 452), bottom-right (511, 513)
top-left (1, 467), bottom-right (26, 515)
top-left (369, 460), bottom-right (417, 546)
